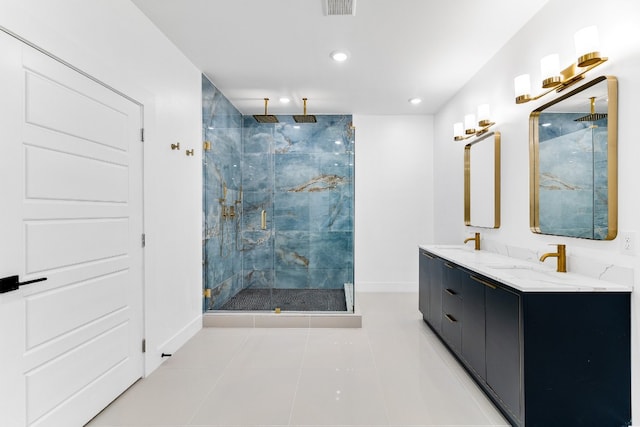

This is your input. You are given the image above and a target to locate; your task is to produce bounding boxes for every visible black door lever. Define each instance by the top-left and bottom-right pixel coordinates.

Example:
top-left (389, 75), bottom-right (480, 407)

top-left (0, 275), bottom-right (47, 294)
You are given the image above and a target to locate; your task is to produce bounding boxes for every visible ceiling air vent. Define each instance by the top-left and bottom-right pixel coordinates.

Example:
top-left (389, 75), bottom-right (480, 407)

top-left (325, 0), bottom-right (356, 16)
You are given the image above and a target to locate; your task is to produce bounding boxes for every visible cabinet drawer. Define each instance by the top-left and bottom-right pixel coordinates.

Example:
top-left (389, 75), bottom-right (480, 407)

top-left (441, 308), bottom-right (462, 352)
top-left (442, 288), bottom-right (462, 353)
top-left (442, 261), bottom-right (462, 295)
top-left (442, 289), bottom-right (462, 317)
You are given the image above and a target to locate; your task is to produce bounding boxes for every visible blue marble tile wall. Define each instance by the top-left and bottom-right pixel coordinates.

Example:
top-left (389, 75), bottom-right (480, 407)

top-left (203, 75), bottom-right (355, 309)
top-left (538, 112), bottom-right (608, 239)
top-left (242, 115), bottom-right (355, 291)
top-left (202, 75), bottom-right (243, 310)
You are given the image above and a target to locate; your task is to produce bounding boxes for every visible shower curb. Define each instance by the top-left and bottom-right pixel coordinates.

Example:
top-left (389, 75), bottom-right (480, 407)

top-left (202, 311), bottom-right (362, 328)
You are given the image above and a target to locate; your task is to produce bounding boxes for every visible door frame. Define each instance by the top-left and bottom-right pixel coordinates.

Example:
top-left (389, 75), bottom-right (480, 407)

top-left (0, 25), bottom-right (154, 375)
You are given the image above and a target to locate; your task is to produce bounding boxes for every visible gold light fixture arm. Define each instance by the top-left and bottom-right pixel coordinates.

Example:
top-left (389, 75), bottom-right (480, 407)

top-left (454, 121), bottom-right (495, 141)
top-left (516, 57), bottom-right (608, 104)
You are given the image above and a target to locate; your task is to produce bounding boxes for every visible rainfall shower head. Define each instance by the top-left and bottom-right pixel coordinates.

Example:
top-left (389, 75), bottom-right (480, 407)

top-left (293, 98), bottom-right (317, 123)
top-left (253, 98), bottom-right (279, 123)
top-left (574, 97), bottom-right (607, 122)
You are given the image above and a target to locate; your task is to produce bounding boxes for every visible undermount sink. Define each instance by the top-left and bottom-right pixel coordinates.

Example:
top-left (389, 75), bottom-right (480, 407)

top-left (431, 245), bottom-right (474, 251)
top-left (502, 268), bottom-right (557, 281)
top-left (484, 264), bottom-right (580, 285)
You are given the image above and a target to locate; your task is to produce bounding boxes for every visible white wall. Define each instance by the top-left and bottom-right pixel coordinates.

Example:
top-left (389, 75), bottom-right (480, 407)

top-left (354, 115), bottom-right (434, 292)
top-left (0, 0), bottom-right (203, 374)
top-left (433, 0), bottom-right (640, 415)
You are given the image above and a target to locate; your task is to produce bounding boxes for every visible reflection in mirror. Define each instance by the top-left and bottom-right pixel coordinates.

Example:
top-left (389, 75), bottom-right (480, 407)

top-left (530, 76), bottom-right (617, 240)
top-left (465, 131), bottom-right (500, 228)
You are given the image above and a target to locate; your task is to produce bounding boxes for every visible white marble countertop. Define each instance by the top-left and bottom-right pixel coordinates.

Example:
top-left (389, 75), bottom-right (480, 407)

top-left (420, 244), bottom-right (632, 293)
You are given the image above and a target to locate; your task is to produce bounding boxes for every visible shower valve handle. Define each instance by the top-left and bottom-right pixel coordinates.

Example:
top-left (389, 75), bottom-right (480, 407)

top-left (0, 275), bottom-right (48, 294)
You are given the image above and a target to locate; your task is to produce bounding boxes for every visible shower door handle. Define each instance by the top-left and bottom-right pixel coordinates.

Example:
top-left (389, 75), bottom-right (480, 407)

top-left (261, 210), bottom-right (267, 230)
top-left (0, 275), bottom-right (47, 294)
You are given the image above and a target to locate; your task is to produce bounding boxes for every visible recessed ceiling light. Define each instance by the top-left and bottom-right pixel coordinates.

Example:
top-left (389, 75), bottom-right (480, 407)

top-left (279, 97), bottom-right (290, 103)
top-left (330, 50), bottom-right (349, 62)
top-left (409, 98), bottom-right (422, 105)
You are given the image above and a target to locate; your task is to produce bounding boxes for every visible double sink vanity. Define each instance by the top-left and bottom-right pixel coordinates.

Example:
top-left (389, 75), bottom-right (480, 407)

top-left (418, 244), bottom-right (631, 427)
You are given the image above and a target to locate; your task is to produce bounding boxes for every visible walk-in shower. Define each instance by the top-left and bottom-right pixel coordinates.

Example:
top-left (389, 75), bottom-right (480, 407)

top-left (202, 76), bottom-right (354, 312)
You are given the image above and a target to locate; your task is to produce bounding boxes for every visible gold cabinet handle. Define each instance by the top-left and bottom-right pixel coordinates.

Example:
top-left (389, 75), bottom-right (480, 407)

top-left (471, 275), bottom-right (497, 290)
top-left (421, 252), bottom-right (434, 259)
top-left (445, 288), bottom-right (457, 296)
top-left (445, 314), bottom-right (457, 323)
top-left (444, 263), bottom-right (454, 269)
top-left (261, 210), bottom-right (267, 230)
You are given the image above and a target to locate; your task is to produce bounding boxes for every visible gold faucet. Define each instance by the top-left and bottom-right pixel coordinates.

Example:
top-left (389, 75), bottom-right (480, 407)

top-left (539, 244), bottom-right (567, 272)
top-left (464, 232), bottom-right (480, 250)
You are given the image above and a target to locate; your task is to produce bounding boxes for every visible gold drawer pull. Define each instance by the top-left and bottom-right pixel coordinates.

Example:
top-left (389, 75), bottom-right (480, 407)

top-left (471, 275), bottom-right (497, 289)
top-left (445, 314), bottom-right (457, 323)
top-left (421, 252), bottom-right (434, 259)
top-left (445, 288), bottom-right (457, 296)
top-left (444, 263), bottom-right (454, 269)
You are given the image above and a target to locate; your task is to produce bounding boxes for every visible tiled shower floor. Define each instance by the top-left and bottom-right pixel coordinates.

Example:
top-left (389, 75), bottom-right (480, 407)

top-left (219, 288), bottom-right (347, 311)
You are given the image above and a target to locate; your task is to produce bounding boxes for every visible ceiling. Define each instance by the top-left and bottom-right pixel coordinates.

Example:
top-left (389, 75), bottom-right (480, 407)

top-left (131, 0), bottom-right (549, 116)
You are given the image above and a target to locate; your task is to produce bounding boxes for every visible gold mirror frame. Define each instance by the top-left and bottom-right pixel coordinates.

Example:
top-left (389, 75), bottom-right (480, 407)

top-left (464, 131), bottom-right (501, 228)
top-left (529, 75), bottom-right (618, 240)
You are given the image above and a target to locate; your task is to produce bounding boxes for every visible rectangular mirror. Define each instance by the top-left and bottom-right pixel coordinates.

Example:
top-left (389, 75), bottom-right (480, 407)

top-left (465, 131), bottom-right (500, 228)
top-left (530, 75), bottom-right (617, 240)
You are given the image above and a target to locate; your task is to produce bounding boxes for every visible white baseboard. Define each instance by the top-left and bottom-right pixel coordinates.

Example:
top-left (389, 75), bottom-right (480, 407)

top-left (356, 282), bottom-right (418, 293)
top-left (145, 314), bottom-right (202, 376)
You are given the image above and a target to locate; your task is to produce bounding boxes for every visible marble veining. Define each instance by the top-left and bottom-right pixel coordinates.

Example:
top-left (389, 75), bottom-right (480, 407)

top-left (288, 174), bottom-right (348, 192)
top-left (464, 237), bottom-right (634, 288)
top-left (537, 112), bottom-right (608, 239)
top-left (203, 75), bottom-right (354, 309)
top-left (421, 245), bottom-right (631, 292)
top-left (202, 76), bottom-right (244, 309)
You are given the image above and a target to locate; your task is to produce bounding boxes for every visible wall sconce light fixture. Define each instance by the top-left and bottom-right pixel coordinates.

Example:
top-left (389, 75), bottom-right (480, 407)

top-left (514, 25), bottom-right (607, 104)
top-left (453, 104), bottom-right (495, 141)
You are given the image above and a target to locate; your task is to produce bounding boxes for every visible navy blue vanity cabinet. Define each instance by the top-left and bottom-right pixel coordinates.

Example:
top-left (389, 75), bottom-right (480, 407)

top-left (441, 262), bottom-right (463, 353)
top-left (418, 249), bottom-right (431, 318)
top-left (418, 249), bottom-right (444, 333)
top-left (460, 274), bottom-right (487, 381)
top-left (428, 257), bottom-right (444, 333)
top-left (417, 248), bottom-right (631, 427)
top-left (520, 292), bottom-right (631, 427)
top-left (484, 280), bottom-right (522, 424)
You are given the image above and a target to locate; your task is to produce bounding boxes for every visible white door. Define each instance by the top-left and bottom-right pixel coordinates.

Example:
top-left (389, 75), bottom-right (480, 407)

top-left (0, 31), bottom-right (144, 426)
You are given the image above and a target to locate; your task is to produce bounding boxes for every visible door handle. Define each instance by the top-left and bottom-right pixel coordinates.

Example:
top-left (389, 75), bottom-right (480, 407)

top-left (0, 275), bottom-right (47, 294)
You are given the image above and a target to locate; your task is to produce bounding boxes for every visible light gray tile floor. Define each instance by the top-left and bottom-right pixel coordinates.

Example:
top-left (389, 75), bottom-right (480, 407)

top-left (86, 292), bottom-right (509, 427)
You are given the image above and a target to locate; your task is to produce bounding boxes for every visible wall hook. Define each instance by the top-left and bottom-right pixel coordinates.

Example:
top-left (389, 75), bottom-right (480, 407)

top-left (186, 149), bottom-right (194, 156)
top-left (171, 142), bottom-right (180, 150)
